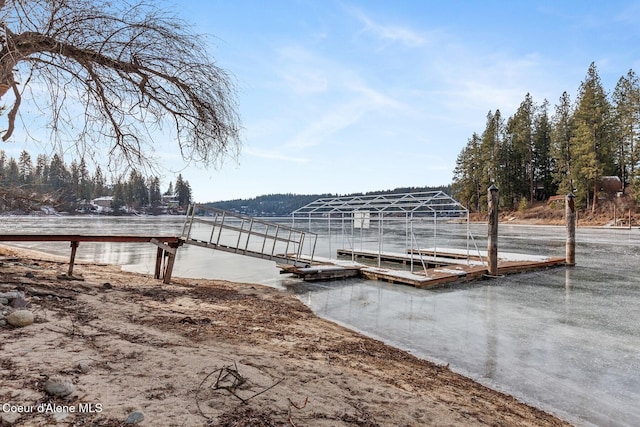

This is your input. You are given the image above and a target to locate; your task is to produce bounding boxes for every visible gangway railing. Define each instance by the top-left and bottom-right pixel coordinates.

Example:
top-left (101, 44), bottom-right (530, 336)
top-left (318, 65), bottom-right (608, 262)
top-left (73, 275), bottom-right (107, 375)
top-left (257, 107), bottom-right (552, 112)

top-left (181, 205), bottom-right (316, 266)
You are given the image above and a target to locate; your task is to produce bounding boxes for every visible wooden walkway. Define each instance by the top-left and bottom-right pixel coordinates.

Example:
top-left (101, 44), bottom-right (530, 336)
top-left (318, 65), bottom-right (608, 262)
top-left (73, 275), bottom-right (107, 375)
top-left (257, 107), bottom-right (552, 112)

top-left (280, 248), bottom-right (565, 288)
top-left (0, 234), bottom-right (183, 284)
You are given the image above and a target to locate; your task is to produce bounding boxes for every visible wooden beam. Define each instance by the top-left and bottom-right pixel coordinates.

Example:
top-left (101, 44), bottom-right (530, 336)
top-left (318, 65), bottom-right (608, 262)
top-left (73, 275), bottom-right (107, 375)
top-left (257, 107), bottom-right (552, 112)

top-left (0, 234), bottom-right (183, 283)
top-left (68, 241), bottom-right (79, 276)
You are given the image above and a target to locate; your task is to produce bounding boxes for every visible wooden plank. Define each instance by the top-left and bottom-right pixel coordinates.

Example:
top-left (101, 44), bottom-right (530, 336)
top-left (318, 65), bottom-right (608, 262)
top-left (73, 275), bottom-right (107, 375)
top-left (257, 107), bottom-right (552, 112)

top-left (0, 234), bottom-right (184, 284)
top-left (0, 234), bottom-right (181, 244)
top-left (284, 265), bottom-right (361, 281)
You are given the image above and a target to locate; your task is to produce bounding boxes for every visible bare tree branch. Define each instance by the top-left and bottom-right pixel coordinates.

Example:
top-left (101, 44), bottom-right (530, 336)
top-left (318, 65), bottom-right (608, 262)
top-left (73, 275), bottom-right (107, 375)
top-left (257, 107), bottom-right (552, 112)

top-left (0, 0), bottom-right (241, 170)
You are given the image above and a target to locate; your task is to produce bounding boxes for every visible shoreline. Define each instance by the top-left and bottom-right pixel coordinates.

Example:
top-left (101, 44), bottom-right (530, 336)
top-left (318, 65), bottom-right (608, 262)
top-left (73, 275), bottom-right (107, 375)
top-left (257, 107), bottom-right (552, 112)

top-left (0, 244), bottom-right (572, 426)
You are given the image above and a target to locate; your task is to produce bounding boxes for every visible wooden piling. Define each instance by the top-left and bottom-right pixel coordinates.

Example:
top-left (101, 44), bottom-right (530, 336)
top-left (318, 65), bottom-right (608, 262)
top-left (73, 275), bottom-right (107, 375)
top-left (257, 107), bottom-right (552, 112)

top-left (565, 192), bottom-right (576, 266)
top-left (68, 241), bottom-right (79, 276)
top-left (487, 184), bottom-right (499, 276)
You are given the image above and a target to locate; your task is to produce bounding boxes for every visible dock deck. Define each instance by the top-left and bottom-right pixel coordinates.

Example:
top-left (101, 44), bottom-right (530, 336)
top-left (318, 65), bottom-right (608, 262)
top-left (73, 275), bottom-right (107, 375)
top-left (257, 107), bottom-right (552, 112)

top-left (280, 248), bottom-right (565, 288)
top-left (0, 234), bottom-right (183, 283)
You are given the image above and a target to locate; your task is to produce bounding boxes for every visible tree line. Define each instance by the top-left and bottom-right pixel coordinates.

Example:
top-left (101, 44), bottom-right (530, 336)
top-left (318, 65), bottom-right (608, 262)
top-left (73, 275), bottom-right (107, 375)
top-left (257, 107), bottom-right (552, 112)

top-left (452, 62), bottom-right (639, 213)
top-left (0, 149), bottom-right (192, 213)
top-left (208, 185), bottom-right (453, 217)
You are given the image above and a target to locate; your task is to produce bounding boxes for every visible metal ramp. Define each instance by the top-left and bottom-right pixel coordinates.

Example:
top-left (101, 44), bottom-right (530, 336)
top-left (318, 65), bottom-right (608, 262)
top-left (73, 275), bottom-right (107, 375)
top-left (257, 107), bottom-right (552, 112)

top-left (181, 205), bottom-right (316, 267)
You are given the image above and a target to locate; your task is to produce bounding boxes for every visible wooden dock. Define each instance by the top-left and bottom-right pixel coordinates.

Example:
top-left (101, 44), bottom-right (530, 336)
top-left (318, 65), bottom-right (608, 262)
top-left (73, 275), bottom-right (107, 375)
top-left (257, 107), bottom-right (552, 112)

top-left (0, 234), bottom-right (183, 284)
top-left (280, 248), bottom-right (565, 288)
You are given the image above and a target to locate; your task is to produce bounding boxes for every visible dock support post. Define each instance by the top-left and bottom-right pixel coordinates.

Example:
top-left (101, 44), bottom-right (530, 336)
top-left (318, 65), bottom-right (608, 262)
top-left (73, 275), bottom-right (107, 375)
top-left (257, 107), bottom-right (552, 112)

top-left (154, 247), bottom-right (163, 279)
top-left (150, 238), bottom-right (182, 284)
top-left (68, 241), bottom-right (79, 276)
top-left (565, 192), bottom-right (576, 266)
top-left (163, 250), bottom-right (177, 284)
top-left (487, 184), bottom-right (499, 276)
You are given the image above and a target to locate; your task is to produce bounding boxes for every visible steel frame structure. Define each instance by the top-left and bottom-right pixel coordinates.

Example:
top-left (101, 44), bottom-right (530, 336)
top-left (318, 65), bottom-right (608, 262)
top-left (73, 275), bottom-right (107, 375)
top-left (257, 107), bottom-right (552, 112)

top-left (291, 191), bottom-right (472, 270)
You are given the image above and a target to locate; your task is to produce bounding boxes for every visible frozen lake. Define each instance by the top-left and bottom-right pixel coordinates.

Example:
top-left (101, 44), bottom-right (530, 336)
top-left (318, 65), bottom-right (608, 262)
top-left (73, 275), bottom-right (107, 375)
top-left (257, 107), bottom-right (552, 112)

top-left (1, 215), bottom-right (639, 426)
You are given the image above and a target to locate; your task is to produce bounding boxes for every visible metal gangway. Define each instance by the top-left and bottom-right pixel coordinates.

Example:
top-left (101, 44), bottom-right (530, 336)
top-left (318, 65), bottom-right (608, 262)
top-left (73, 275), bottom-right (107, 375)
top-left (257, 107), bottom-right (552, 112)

top-left (181, 205), bottom-right (317, 267)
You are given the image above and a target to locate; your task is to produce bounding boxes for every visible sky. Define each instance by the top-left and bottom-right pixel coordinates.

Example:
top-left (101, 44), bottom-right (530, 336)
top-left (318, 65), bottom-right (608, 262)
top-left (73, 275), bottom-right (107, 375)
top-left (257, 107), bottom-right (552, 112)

top-left (5, 0), bottom-right (640, 202)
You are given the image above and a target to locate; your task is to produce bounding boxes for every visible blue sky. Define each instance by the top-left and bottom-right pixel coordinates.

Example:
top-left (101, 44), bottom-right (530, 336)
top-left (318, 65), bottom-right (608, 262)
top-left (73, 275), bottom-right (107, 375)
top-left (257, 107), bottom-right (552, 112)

top-left (5, 1), bottom-right (640, 202)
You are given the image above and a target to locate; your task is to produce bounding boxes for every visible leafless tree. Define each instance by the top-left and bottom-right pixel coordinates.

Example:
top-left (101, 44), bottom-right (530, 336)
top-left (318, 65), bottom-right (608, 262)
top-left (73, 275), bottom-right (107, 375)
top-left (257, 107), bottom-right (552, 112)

top-left (0, 0), bottom-right (241, 169)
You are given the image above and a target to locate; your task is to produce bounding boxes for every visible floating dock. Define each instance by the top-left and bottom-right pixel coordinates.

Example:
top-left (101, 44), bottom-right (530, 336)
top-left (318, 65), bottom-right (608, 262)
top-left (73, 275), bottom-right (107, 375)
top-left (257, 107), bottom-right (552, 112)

top-left (279, 248), bottom-right (565, 289)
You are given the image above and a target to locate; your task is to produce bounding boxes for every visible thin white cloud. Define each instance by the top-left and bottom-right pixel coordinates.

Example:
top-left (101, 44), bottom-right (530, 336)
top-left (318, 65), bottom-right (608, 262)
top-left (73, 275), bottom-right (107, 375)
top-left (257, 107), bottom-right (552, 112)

top-left (282, 70), bottom-right (328, 95)
top-left (284, 80), bottom-right (405, 149)
top-left (351, 9), bottom-right (428, 48)
top-left (269, 43), bottom-right (406, 149)
top-left (243, 146), bottom-right (310, 164)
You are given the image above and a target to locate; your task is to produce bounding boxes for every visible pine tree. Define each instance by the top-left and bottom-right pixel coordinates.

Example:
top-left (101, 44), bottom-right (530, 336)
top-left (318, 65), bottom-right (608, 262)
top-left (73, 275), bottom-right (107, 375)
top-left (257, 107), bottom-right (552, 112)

top-left (34, 154), bottom-right (49, 189)
top-left (112, 180), bottom-right (126, 213)
top-left (612, 70), bottom-right (640, 189)
top-left (149, 176), bottom-right (162, 206)
top-left (164, 181), bottom-right (174, 196)
top-left (6, 158), bottom-right (19, 185)
top-left (0, 150), bottom-right (6, 185)
top-left (48, 154), bottom-right (70, 190)
top-left (18, 150), bottom-right (33, 184)
top-left (93, 166), bottom-right (106, 198)
top-left (533, 99), bottom-right (555, 200)
top-left (175, 174), bottom-right (192, 208)
top-left (503, 95), bottom-right (535, 208)
top-left (452, 133), bottom-right (483, 211)
top-left (571, 62), bottom-right (615, 211)
top-left (480, 110), bottom-right (505, 186)
top-left (551, 92), bottom-right (574, 194)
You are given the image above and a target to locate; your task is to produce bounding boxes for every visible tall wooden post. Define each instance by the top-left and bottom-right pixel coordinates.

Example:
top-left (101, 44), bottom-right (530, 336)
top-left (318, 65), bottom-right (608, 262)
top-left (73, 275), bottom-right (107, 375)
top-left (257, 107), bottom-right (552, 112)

top-left (565, 192), bottom-right (576, 266)
top-left (487, 184), bottom-right (499, 276)
top-left (68, 241), bottom-right (79, 276)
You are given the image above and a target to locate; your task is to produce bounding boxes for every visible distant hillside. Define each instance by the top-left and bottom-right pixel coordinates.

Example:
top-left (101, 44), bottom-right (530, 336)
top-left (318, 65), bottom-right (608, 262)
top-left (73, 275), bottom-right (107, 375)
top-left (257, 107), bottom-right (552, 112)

top-left (205, 185), bottom-right (452, 217)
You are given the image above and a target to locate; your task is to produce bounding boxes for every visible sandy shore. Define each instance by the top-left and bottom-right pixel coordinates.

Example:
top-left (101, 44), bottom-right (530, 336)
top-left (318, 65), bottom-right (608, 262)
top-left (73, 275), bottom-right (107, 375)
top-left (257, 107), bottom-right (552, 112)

top-left (0, 244), bottom-right (571, 426)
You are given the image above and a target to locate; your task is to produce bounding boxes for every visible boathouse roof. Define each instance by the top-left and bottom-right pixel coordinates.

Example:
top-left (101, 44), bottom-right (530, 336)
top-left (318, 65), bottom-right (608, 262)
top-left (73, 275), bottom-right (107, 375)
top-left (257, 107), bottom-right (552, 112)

top-left (291, 191), bottom-right (467, 217)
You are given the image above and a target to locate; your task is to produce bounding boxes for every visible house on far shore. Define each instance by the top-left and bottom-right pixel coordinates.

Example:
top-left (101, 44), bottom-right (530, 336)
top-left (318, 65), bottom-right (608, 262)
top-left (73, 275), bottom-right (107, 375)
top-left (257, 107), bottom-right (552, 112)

top-left (161, 194), bottom-right (179, 208)
top-left (92, 196), bottom-right (113, 213)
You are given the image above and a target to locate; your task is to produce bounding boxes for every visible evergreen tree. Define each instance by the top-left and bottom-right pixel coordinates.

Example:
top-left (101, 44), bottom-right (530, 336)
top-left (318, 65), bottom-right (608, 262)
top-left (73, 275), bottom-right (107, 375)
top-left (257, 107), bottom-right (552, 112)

top-left (0, 150), bottom-right (6, 185)
top-left (480, 110), bottom-right (502, 183)
top-left (127, 170), bottom-right (149, 208)
top-left (612, 70), bottom-right (640, 189)
top-left (93, 166), bottom-right (106, 198)
top-left (533, 99), bottom-right (555, 200)
top-left (34, 154), bottom-right (49, 189)
top-left (571, 62), bottom-right (615, 211)
top-left (111, 180), bottom-right (126, 213)
top-left (164, 181), bottom-right (174, 196)
top-left (503, 95), bottom-right (534, 208)
top-left (510, 93), bottom-right (535, 206)
top-left (6, 158), bottom-right (19, 185)
top-left (149, 176), bottom-right (162, 206)
top-left (17, 150), bottom-right (33, 184)
top-left (48, 154), bottom-right (70, 190)
top-left (479, 110), bottom-right (505, 206)
top-left (77, 159), bottom-right (92, 201)
top-left (175, 174), bottom-right (192, 208)
top-left (551, 91), bottom-right (574, 194)
top-left (452, 133), bottom-right (483, 211)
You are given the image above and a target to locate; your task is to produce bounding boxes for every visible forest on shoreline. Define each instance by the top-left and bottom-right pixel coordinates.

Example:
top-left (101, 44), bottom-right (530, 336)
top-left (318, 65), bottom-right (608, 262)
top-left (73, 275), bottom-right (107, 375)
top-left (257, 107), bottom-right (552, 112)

top-left (453, 62), bottom-right (640, 215)
top-left (0, 150), bottom-right (193, 214)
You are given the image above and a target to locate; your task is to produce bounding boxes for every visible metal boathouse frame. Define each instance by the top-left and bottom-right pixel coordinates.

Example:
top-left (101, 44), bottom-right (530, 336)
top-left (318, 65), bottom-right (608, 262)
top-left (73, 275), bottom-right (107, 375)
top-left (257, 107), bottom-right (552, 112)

top-left (291, 191), bottom-right (472, 271)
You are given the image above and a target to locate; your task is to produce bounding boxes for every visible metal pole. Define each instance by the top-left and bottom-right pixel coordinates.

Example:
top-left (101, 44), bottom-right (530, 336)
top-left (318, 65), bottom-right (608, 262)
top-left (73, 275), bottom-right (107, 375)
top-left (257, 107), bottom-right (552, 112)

top-left (433, 212), bottom-right (437, 259)
top-left (566, 192), bottom-right (576, 266)
top-left (328, 216), bottom-right (332, 260)
top-left (352, 212), bottom-right (355, 262)
top-left (378, 214), bottom-right (382, 267)
top-left (487, 184), bottom-right (499, 276)
top-left (410, 213), bottom-right (414, 272)
top-left (466, 210), bottom-right (470, 264)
